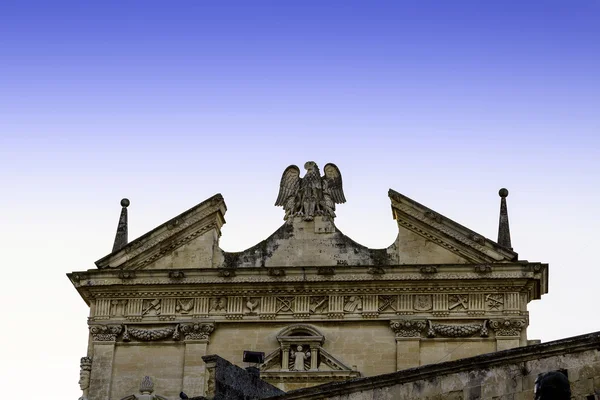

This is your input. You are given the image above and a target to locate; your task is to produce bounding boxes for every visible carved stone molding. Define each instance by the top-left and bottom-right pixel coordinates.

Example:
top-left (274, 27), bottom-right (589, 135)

top-left (168, 270), bottom-right (185, 279)
top-left (427, 320), bottom-right (489, 338)
top-left (317, 267), bottom-right (335, 276)
top-left (419, 266), bottom-right (438, 274)
top-left (489, 318), bottom-right (527, 336)
top-left (89, 325), bottom-right (122, 341)
top-left (218, 269), bottom-right (236, 278)
top-left (122, 324), bottom-right (180, 342)
top-left (268, 268), bottom-right (286, 277)
top-left (180, 322), bottom-right (215, 341)
top-left (389, 320), bottom-right (427, 338)
top-left (367, 267), bottom-right (385, 275)
top-left (118, 271), bottom-right (136, 280)
top-left (474, 264), bottom-right (493, 273)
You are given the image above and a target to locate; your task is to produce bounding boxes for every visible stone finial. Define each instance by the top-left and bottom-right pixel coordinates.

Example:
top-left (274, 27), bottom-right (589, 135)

top-left (112, 198), bottom-right (130, 253)
top-left (140, 376), bottom-right (154, 394)
top-left (497, 188), bottom-right (512, 250)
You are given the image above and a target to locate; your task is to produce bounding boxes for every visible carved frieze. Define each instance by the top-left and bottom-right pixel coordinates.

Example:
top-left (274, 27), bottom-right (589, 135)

top-left (489, 318), bottom-right (527, 336)
top-left (88, 292), bottom-right (526, 322)
top-left (89, 325), bottom-right (122, 341)
top-left (389, 319), bottom-right (427, 338)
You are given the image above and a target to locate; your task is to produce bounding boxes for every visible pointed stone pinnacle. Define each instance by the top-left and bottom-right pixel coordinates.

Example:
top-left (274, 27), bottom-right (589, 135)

top-left (112, 198), bottom-right (129, 253)
top-left (497, 188), bottom-right (512, 250)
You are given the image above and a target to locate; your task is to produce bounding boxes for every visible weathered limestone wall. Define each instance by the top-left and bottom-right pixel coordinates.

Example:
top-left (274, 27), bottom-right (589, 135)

top-left (110, 343), bottom-right (185, 399)
top-left (272, 332), bottom-right (600, 400)
top-left (209, 322), bottom-right (396, 378)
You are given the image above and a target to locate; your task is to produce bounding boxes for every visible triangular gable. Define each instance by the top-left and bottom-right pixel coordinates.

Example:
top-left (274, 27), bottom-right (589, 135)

top-left (389, 189), bottom-right (517, 263)
top-left (95, 194), bottom-right (226, 270)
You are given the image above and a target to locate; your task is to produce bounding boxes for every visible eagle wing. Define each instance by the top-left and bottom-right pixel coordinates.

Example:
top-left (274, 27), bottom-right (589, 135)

top-left (275, 165), bottom-right (301, 206)
top-left (323, 163), bottom-right (346, 204)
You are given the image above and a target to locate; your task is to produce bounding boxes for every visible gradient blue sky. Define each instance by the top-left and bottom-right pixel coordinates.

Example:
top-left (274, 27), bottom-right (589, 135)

top-left (1, 1), bottom-right (599, 398)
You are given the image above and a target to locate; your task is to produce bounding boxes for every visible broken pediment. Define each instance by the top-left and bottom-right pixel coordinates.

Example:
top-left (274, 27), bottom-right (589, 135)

top-left (92, 166), bottom-right (519, 271)
top-left (95, 194), bottom-right (226, 270)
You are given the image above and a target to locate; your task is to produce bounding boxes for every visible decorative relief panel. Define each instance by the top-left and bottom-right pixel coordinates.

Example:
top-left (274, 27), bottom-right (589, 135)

top-left (413, 295), bottom-right (431, 312)
top-left (427, 320), bottom-right (488, 338)
top-left (89, 322), bottom-right (215, 342)
top-left (89, 292), bottom-right (523, 321)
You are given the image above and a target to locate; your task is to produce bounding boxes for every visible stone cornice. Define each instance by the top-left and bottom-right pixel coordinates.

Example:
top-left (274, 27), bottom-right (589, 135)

top-left (94, 194), bottom-right (226, 270)
top-left (69, 263), bottom-right (548, 304)
top-left (389, 189), bottom-right (518, 263)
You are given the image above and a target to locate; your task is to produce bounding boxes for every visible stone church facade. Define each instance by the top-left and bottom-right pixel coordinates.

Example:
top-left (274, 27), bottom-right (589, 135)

top-left (69, 162), bottom-right (548, 400)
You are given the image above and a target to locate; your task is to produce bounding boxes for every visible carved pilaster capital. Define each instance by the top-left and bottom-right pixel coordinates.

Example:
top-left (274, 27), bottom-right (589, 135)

top-left (489, 318), bottom-right (527, 337)
top-left (389, 319), bottom-right (426, 338)
top-left (89, 324), bottom-right (122, 341)
top-left (180, 322), bottom-right (215, 341)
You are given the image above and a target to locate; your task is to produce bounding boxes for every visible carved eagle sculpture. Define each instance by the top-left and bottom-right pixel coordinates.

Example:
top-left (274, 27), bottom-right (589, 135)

top-left (275, 161), bottom-right (346, 221)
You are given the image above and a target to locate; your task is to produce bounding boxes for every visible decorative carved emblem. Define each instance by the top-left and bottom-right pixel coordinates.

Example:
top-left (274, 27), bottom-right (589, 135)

top-left (110, 299), bottom-right (127, 318)
top-left (486, 294), bottom-right (504, 310)
top-left (309, 297), bottom-right (328, 313)
top-left (245, 297), bottom-right (260, 314)
top-left (275, 162), bottom-right (346, 221)
top-left (89, 325), bottom-right (122, 341)
top-left (343, 296), bottom-right (362, 312)
top-left (276, 297), bottom-right (294, 313)
top-left (378, 295), bottom-right (397, 312)
top-left (489, 318), bottom-right (527, 336)
top-left (210, 297), bottom-right (227, 312)
top-left (449, 294), bottom-right (469, 310)
top-left (427, 320), bottom-right (489, 338)
top-left (176, 299), bottom-right (194, 314)
top-left (389, 320), bottom-right (427, 337)
top-left (179, 323), bottom-right (215, 340)
top-left (414, 295), bottom-right (433, 311)
top-left (142, 299), bottom-right (162, 316)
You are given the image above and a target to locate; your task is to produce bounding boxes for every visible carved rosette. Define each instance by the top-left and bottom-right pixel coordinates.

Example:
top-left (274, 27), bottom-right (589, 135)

top-left (489, 318), bottom-right (527, 337)
top-left (427, 320), bottom-right (489, 338)
top-left (389, 320), bottom-right (426, 338)
top-left (180, 322), bottom-right (215, 340)
top-left (89, 325), bottom-right (122, 341)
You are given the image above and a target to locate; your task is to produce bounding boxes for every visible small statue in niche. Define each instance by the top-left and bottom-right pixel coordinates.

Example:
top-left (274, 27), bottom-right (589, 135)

top-left (78, 357), bottom-right (92, 400)
top-left (290, 345), bottom-right (310, 371)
